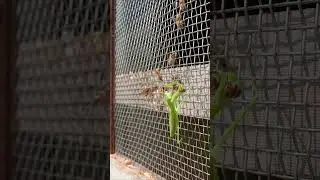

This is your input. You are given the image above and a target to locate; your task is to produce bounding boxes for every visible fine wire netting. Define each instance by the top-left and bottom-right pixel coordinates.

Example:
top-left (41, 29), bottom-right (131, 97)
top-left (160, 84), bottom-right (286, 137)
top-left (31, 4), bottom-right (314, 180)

top-left (115, 0), bottom-right (320, 180)
top-left (114, 0), bottom-right (211, 179)
top-left (211, 0), bottom-right (320, 179)
top-left (14, 0), bottom-right (109, 179)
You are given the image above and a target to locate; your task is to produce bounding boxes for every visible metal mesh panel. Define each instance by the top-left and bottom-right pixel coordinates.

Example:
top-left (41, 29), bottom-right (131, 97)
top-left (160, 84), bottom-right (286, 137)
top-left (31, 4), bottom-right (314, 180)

top-left (14, 0), bottom-right (109, 179)
top-left (211, 0), bottom-right (320, 179)
top-left (115, 0), bottom-right (211, 179)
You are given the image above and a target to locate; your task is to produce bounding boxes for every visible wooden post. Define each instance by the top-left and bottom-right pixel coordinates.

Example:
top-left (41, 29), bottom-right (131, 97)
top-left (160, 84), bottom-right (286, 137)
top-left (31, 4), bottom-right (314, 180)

top-left (108, 0), bottom-right (116, 154)
top-left (0, 0), bottom-right (18, 179)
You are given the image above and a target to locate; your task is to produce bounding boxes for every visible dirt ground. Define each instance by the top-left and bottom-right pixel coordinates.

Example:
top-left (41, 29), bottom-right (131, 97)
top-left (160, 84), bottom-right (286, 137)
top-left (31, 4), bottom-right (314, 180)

top-left (110, 153), bottom-right (164, 180)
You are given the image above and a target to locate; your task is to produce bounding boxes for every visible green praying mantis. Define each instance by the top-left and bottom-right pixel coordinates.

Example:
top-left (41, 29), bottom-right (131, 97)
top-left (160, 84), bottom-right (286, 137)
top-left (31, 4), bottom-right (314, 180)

top-left (163, 80), bottom-right (186, 144)
top-left (151, 66), bottom-right (256, 173)
top-left (210, 70), bottom-right (257, 180)
top-left (138, 69), bottom-right (186, 144)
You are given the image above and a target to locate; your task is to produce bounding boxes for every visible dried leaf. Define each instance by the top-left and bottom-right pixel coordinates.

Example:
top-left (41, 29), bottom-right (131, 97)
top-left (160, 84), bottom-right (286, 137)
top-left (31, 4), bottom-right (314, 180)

top-left (179, 0), bottom-right (185, 12)
top-left (137, 171), bottom-right (144, 176)
top-left (143, 172), bottom-right (154, 180)
top-left (175, 13), bottom-right (184, 28)
top-left (167, 51), bottom-right (178, 66)
top-left (124, 159), bottom-right (133, 166)
top-left (127, 164), bottom-right (135, 169)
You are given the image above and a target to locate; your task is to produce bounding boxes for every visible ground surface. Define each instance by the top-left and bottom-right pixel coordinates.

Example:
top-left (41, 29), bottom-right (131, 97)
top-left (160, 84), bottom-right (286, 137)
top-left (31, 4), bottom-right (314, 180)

top-left (110, 153), bottom-right (163, 180)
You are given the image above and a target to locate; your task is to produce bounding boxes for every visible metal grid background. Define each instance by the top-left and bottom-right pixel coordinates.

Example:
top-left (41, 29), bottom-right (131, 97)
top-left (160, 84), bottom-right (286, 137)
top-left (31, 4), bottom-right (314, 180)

top-left (114, 0), bottom-right (211, 180)
top-left (14, 0), bottom-right (110, 179)
top-left (211, 0), bottom-right (320, 179)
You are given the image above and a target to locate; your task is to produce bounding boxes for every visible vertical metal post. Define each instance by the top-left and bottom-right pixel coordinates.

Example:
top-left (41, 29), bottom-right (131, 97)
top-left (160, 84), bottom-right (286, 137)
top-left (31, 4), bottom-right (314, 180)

top-left (209, 1), bottom-right (217, 179)
top-left (109, 0), bottom-right (116, 154)
top-left (0, 0), bottom-right (17, 179)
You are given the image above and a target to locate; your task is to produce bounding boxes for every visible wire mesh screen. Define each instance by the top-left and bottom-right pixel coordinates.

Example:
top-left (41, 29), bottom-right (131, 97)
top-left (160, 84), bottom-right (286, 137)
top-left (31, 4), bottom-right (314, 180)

top-left (14, 0), bottom-right (109, 179)
top-left (115, 0), bottom-right (211, 179)
top-left (211, 0), bottom-right (320, 179)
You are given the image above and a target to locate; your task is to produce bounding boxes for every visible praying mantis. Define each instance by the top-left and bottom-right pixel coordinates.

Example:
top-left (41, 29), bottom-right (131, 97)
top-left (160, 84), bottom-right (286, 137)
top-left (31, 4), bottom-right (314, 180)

top-left (210, 69), bottom-right (257, 180)
top-left (159, 68), bottom-right (257, 155)
top-left (138, 68), bottom-right (186, 144)
top-left (163, 80), bottom-right (186, 144)
top-left (138, 65), bottom-right (256, 167)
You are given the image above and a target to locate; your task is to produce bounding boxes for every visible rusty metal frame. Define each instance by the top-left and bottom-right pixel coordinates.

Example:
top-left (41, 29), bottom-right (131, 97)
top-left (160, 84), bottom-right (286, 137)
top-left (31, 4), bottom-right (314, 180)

top-left (0, 0), bottom-right (17, 179)
top-left (109, 0), bottom-right (116, 154)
